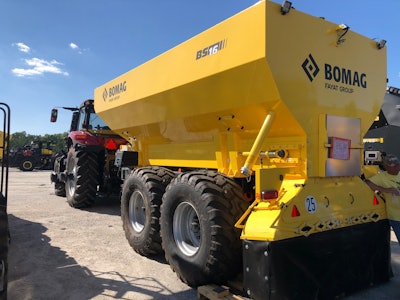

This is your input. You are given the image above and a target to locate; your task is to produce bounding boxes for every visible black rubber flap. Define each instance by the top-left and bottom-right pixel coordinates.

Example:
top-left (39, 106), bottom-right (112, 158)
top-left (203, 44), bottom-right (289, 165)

top-left (243, 220), bottom-right (392, 300)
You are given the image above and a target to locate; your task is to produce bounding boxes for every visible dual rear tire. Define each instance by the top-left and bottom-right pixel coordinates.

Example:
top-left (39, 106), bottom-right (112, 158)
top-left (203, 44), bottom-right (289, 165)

top-left (121, 167), bottom-right (174, 256)
top-left (121, 168), bottom-right (248, 287)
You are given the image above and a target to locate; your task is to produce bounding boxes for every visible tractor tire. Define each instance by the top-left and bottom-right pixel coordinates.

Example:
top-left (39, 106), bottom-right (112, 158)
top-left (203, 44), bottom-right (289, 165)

top-left (54, 182), bottom-right (66, 197)
top-left (160, 170), bottom-right (248, 287)
top-left (19, 158), bottom-right (34, 171)
top-left (65, 148), bottom-right (98, 208)
top-left (53, 153), bottom-right (66, 197)
top-left (121, 167), bottom-right (175, 256)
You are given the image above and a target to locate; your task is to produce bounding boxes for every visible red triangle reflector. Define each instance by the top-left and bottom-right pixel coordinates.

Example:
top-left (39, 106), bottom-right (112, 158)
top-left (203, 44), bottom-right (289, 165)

top-left (373, 195), bottom-right (379, 205)
top-left (291, 205), bottom-right (300, 217)
top-left (106, 139), bottom-right (117, 150)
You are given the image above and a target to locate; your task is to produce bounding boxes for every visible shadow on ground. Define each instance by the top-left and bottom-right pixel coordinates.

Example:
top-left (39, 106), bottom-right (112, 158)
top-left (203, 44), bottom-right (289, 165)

top-left (52, 192), bottom-right (121, 217)
top-left (7, 214), bottom-right (194, 300)
top-left (83, 193), bottom-right (121, 217)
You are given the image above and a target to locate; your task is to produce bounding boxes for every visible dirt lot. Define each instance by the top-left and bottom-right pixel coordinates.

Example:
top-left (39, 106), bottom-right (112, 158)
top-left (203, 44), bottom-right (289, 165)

top-left (7, 169), bottom-right (195, 300)
top-left (6, 168), bottom-right (400, 299)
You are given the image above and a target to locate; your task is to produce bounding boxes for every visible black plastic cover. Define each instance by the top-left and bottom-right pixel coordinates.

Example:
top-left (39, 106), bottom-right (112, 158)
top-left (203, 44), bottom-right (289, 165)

top-left (114, 151), bottom-right (138, 167)
top-left (243, 220), bottom-right (392, 300)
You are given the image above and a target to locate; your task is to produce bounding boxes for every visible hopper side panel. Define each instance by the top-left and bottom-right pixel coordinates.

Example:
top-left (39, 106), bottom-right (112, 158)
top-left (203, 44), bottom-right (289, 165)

top-left (95, 1), bottom-right (269, 123)
top-left (265, 1), bottom-right (387, 176)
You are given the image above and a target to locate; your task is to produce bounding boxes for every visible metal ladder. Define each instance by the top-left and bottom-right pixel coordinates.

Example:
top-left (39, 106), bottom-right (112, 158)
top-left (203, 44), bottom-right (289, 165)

top-left (0, 103), bottom-right (10, 300)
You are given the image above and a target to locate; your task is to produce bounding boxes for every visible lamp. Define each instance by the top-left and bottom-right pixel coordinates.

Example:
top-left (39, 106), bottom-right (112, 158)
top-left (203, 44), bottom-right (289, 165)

top-left (377, 39), bottom-right (386, 50)
top-left (281, 1), bottom-right (292, 15)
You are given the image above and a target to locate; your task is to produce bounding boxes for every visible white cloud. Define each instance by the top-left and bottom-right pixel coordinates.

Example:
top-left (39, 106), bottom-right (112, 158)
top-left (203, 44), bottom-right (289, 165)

top-left (12, 58), bottom-right (69, 77)
top-left (69, 42), bottom-right (79, 50)
top-left (69, 42), bottom-right (88, 54)
top-left (13, 42), bottom-right (31, 53)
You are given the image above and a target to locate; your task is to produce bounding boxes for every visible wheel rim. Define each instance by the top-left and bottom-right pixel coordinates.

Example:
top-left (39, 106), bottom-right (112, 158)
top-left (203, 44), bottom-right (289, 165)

top-left (129, 191), bottom-right (146, 233)
top-left (67, 164), bottom-right (77, 196)
top-left (22, 161), bottom-right (32, 170)
top-left (173, 202), bottom-right (200, 256)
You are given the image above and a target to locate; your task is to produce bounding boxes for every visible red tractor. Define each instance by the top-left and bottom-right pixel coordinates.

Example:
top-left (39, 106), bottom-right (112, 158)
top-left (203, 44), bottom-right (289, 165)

top-left (50, 99), bottom-right (129, 208)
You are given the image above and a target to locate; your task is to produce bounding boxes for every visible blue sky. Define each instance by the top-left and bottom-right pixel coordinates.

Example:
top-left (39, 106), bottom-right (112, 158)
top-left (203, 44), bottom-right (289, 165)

top-left (1, 0), bottom-right (399, 135)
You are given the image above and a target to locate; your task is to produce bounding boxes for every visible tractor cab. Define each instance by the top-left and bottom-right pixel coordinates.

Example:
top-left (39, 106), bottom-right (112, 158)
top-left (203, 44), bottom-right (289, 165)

top-left (76, 100), bottom-right (110, 132)
top-left (51, 99), bottom-right (112, 134)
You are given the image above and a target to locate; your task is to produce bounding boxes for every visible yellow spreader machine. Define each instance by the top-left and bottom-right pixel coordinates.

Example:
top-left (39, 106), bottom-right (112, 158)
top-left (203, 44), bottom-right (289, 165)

top-left (94, 1), bottom-right (389, 299)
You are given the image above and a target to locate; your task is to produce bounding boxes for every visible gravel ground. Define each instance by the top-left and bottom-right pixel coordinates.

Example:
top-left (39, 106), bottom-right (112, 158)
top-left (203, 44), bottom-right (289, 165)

top-left (5, 168), bottom-right (400, 300)
top-left (7, 169), bottom-right (195, 300)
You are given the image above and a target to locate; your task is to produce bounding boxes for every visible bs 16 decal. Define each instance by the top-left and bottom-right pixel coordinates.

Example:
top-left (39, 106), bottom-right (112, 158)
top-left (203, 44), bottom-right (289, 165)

top-left (196, 39), bottom-right (227, 60)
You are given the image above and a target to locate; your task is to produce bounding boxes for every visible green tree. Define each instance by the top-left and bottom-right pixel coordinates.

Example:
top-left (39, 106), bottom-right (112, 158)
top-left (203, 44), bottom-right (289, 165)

top-left (10, 131), bottom-right (68, 153)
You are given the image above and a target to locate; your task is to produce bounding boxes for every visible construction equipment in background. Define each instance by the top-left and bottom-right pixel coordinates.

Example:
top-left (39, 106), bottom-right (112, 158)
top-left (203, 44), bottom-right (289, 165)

top-left (0, 103), bottom-right (10, 300)
top-left (9, 140), bottom-right (55, 171)
top-left (364, 86), bottom-right (400, 165)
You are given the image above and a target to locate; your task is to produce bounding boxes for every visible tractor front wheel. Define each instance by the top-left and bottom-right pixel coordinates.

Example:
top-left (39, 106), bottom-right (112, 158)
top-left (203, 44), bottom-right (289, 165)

top-left (53, 152), bottom-right (66, 197)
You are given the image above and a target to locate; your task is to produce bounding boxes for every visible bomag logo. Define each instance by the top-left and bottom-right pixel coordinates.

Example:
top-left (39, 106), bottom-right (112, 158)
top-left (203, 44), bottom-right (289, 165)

top-left (302, 53), bottom-right (367, 93)
top-left (302, 54), bottom-right (320, 82)
top-left (103, 81), bottom-right (126, 102)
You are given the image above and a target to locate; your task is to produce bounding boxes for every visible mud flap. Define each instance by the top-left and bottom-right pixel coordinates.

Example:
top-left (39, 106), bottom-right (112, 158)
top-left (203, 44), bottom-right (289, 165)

top-left (243, 220), bottom-right (392, 300)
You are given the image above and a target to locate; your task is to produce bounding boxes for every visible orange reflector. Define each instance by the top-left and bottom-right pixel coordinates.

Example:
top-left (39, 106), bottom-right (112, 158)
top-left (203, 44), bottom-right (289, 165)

top-left (291, 205), bottom-right (300, 217)
top-left (373, 195), bottom-right (379, 205)
top-left (261, 190), bottom-right (278, 200)
top-left (75, 134), bottom-right (88, 140)
top-left (106, 139), bottom-right (117, 150)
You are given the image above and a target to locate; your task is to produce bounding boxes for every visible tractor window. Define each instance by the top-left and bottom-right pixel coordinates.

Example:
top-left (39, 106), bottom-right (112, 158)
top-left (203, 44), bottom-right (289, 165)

top-left (78, 109), bottom-right (87, 131)
top-left (78, 108), bottom-right (110, 131)
top-left (89, 113), bottom-right (110, 130)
